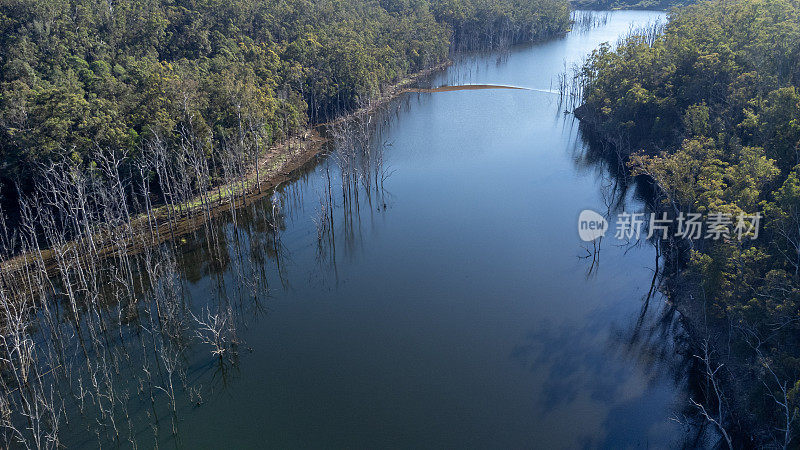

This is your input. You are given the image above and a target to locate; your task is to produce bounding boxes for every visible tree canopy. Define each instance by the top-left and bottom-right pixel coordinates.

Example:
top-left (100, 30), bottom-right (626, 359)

top-left (0, 0), bottom-right (570, 199)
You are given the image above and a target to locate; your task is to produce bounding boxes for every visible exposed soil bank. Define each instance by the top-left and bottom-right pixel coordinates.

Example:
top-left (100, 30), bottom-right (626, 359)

top-left (1, 70), bottom-right (552, 277)
top-left (1, 62), bottom-right (454, 275)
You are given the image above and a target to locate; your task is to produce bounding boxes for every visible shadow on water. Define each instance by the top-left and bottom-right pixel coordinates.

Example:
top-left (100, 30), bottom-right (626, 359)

top-left (565, 112), bottom-right (721, 447)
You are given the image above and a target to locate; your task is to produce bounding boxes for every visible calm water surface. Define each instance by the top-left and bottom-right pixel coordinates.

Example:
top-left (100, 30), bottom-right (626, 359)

top-left (78, 10), bottom-right (694, 448)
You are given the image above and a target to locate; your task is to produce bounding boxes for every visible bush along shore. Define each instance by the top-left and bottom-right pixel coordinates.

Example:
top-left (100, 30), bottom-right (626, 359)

top-left (574, 0), bottom-right (800, 446)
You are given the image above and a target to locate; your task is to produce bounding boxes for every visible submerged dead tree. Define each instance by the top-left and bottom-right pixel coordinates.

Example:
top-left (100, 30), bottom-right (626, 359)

top-left (0, 87), bottom-right (288, 447)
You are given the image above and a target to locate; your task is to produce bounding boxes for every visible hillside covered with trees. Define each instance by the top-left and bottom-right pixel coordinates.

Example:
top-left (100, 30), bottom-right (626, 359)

top-left (576, 0), bottom-right (800, 445)
top-left (0, 0), bottom-right (570, 225)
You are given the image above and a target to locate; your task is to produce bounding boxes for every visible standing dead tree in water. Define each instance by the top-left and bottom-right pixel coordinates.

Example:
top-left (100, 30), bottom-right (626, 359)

top-left (560, 19), bottom-right (664, 117)
top-left (0, 284), bottom-right (62, 449)
top-left (0, 64), bottom-right (396, 447)
top-left (0, 77), bottom-right (293, 447)
top-left (313, 193), bottom-right (332, 246)
top-left (191, 306), bottom-right (236, 361)
top-left (0, 139), bottom-right (246, 448)
top-left (618, 20), bottom-right (665, 48)
top-left (570, 10), bottom-right (609, 33)
top-left (556, 58), bottom-right (590, 114)
top-left (328, 99), bottom-right (394, 210)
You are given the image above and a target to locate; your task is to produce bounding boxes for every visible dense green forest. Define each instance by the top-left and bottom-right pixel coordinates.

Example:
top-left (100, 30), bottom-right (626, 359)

top-left (577, 0), bottom-right (800, 445)
top-left (0, 0), bottom-right (570, 217)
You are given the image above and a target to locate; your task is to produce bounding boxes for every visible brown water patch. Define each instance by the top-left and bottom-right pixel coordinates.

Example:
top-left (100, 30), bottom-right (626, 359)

top-left (402, 84), bottom-right (529, 93)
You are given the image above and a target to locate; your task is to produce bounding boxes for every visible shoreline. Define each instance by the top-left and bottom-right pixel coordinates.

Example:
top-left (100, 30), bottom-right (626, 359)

top-left (0, 61), bottom-right (453, 276)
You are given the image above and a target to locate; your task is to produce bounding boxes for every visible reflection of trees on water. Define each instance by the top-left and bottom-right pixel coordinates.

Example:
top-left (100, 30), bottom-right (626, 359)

top-left (509, 295), bottom-right (702, 447)
top-left (0, 96), bottom-right (402, 447)
top-left (311, 103), bottom-right (398, 274)
top-left (509, 261), bottom-right (715, 446)
top-left (565, 120), bottom-right (720, 447)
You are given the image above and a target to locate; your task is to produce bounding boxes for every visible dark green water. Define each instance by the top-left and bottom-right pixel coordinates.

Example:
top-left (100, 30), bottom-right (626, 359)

top-left (59, 10), bottom-right (702, 448)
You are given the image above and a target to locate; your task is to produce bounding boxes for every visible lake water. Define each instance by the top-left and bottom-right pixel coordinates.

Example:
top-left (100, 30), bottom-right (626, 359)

top-left (56, 10), bottom-right (703, 448)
